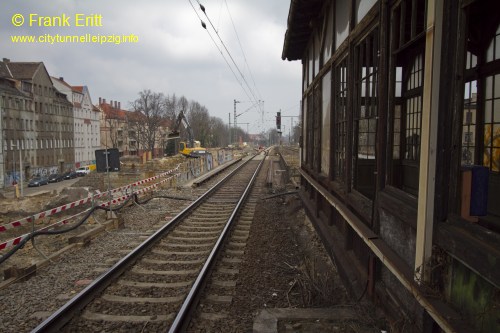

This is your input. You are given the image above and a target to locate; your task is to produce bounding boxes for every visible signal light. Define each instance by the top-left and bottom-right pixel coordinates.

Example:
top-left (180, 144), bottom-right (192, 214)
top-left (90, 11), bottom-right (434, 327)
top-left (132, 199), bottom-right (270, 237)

top-left (276, 111), bottom-right (281, 130)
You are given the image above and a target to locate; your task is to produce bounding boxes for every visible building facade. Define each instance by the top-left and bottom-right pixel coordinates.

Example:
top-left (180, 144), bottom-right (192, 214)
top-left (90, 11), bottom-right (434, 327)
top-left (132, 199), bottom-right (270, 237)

top-left (99, 98), bottom-right (137, 156)
top-left (0, 59), bottom-right (74, 186)
top-left (99, 98), bottom-right (170, 158)
top-left (52, 78), bottom-right (100, 167)
top-left (282, 0), bottom-right (499, 332)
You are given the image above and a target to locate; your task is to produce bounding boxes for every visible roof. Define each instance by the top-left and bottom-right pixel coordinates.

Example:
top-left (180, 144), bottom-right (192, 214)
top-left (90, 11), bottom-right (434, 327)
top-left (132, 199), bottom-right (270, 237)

top-left (100, 102), bottom-right (129, 120)
top-left (51, 76), bottom-right (73, 89)
top-left (0, 77), bottom-right (24, 96)
top-left (0, 61), bottom-right (12, 78)
top-left (6, 62), bottom-right (42, 80)
top-left (282, 0), bottom-right (325, 61)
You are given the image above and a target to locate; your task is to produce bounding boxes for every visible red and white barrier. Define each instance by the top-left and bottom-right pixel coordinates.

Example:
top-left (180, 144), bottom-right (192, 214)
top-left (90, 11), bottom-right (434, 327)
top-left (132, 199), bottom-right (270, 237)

top-left (0, 235), bottom-right (27, 251)
top-left (0, 165), bottom-right (181, 234)
top-left (0, 208), bottom-right (92, 251)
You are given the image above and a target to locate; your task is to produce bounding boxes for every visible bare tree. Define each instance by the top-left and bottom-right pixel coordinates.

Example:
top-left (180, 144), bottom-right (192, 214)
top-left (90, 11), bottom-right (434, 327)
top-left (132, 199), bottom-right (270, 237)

top-left (208, 116), bottom-right (228, 147)
top-left (186, 101), bottom-right (211, 147)
top-left (130, 90), bottom-right (166, 156)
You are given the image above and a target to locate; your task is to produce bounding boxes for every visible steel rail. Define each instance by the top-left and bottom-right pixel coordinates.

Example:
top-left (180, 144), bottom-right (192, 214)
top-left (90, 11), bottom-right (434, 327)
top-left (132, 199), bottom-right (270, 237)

top-left (168, 153), bottom-right (266, 332)
top-left (31, 155), bottom-right (255, 333)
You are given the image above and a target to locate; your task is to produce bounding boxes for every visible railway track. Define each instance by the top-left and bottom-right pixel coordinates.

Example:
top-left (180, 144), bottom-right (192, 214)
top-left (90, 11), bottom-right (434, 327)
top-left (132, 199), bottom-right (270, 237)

top-left (187, 152), bottom-right (269, 332)
top-left (32, 153), bottom-right (266, 332)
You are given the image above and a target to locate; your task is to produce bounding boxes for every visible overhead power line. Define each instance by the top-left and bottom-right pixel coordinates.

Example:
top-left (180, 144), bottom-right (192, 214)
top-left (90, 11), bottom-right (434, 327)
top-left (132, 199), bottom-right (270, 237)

top-left (187, 0), bottom-right (254, 103)
top-left (189, 0), bottom-right (262, 109)
top-left (224, 0), bottom-right (263, 110)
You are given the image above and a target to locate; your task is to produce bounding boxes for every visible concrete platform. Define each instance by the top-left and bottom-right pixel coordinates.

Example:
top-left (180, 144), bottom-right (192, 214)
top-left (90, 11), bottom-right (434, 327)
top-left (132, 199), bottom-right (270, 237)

top-left (183, 157), bottom-right (242, 188)
top-left (253, 307), bottom-right (384, 333)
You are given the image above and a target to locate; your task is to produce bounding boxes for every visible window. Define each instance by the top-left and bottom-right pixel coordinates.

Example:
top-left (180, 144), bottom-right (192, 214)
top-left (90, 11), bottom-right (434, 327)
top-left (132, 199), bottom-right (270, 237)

top-left (462, 73), bottom-right (477, 166)
top-left (391, 53), bottom-right (424, 195)
top-left (483, 26), bottom-right (500, 172)
top-left (462, 20), bottom-right (500, 220)
top-left (389, 0), bottom-right (426, 196)
top-left (353, 28), bottom-right (379, 199)
top-left (333, 57), bottom-right (349, 182)
top-left (302, 96), bottom-right (308, 164)
top-left (321, 71), bottom-right (331, 175)
top-left (306, 94), bottom-right (313, 166)
top-left (313, 84), bottom-right (322, 173)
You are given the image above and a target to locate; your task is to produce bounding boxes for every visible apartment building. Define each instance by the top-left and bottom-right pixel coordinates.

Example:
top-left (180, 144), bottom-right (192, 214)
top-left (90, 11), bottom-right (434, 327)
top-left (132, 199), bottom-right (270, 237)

top-left (52, 77), bottom-right (101, 167)
top-left (0, 59), bottom-right (74, 186)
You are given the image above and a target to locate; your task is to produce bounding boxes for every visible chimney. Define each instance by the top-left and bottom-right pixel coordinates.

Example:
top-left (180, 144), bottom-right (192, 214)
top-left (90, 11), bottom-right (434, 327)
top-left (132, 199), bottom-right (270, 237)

top-left (118, 102), bottom-right (121, 109)
top-left (110, 100), bottom-right (113, 108)
top-left (103, 98), bottom-right (106, 104)
top-left (115, 101), bottom-right (118, 108)
top-left (59, 77), bottom-right (64, 81)
top-left (99, 97), bottom-right (102, 105)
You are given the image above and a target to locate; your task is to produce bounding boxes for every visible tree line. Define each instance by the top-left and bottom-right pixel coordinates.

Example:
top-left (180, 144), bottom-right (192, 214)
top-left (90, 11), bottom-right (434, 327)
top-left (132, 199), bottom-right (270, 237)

top-left (128, 89), bottom-right (252, 155)
top-left (126, 89), bottom-right (301, 156)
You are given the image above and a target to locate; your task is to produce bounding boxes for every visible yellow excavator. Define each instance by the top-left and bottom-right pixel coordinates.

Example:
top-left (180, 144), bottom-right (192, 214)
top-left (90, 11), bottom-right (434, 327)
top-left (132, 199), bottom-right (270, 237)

top-left (167, 110), bottom-right (207, 158)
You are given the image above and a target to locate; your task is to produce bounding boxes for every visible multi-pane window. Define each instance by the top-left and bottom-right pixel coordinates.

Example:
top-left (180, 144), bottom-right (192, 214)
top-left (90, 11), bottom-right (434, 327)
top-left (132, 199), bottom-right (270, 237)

top-left (389, 0), bottom-right (426, 196)
top-left (353, 28), bottom-right (379, 199)
top-left (306, 95), bottom-right (313, 166)
top-left (313, 84), bottom-right (322, 173)
top-left (391, 53), bottom-right (424, 195)
top-left (484, 26), bottom-right (500, 172)
top-left (333, 58), bottom-right (348, 182)
top-left (321, 71), bottom-right (331, 175)
top-left (461, 6), bottom-right (500, 224)
top-left (404, 54), bottom-right (424, 163)
top-left (462, 54), bottom-right (477, 166)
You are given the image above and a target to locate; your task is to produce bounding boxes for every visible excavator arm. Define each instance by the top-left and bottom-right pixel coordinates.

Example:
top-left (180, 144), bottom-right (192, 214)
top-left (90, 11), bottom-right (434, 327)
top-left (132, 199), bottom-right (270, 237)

top-left (167, 110), bottom-right (205, 157)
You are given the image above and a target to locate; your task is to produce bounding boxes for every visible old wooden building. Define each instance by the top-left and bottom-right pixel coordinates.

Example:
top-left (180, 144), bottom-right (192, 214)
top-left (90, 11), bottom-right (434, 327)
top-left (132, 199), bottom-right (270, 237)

top-left (282, 0), bottom-right (499, 332)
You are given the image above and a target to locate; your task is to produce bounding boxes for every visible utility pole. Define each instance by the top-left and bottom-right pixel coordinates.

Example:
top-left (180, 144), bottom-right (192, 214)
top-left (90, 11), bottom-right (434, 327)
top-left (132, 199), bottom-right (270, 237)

top-left (19, 147), bottom-right (23, 197)
top-left (280, 115), bottom-right (299, 144)
top-left (233, 99), bottom-right (240, 143)
top-left (228, 113), bottom-right (231, 146)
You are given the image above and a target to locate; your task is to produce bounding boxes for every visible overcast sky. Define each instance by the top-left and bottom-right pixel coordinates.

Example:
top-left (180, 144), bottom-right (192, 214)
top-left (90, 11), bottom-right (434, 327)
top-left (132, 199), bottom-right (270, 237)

top-left (1, 0), bottom-right (301, 134)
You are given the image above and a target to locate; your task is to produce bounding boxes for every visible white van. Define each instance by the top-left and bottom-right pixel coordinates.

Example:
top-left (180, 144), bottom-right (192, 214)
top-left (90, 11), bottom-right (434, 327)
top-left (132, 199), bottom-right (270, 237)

top-left (76, 166), bottom-right (91, 176)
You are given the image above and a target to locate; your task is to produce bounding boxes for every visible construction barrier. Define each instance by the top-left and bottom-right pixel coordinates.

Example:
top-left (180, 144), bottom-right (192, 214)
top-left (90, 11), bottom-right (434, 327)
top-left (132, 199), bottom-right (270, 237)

top-left (0, 166), bottom-right (181, 252)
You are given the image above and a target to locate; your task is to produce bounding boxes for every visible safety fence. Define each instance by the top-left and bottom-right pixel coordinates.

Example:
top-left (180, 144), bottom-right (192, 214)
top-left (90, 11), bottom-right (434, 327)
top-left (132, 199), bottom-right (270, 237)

top-left (0, 151), bottom-right (235, 265)
top-left (0, 165), bottom-right (181, 256)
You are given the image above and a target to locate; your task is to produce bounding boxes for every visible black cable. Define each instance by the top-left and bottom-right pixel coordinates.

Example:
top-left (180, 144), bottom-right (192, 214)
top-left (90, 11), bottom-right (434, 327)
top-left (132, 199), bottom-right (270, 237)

top-left (0, 195), bottom-right (135, 265)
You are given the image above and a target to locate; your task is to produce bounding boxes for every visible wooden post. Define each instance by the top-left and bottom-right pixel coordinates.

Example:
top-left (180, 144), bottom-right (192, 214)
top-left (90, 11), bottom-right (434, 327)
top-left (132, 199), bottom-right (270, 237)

top-left (415, 0), bottom-right (443, 284)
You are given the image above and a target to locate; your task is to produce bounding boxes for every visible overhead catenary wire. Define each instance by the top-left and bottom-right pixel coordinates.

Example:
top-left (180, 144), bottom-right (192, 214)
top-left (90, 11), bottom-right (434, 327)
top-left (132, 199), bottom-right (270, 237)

top-left (187, 0), bottom-right (255, 103)
top-left (192, 0), bottom-right (262, 109)
top-left (224, 0), bottom-right (263, 111)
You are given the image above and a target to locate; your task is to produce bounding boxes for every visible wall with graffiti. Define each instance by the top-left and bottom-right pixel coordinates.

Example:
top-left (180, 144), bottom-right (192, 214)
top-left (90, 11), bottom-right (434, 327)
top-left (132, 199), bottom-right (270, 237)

top-left (3, 162), bottom-right (74, 187)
